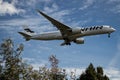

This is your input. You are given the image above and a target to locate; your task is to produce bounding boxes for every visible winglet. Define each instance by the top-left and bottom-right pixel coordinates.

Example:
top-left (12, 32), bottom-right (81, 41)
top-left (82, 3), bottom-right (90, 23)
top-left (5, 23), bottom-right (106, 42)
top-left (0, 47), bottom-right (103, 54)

top-left (36, 9), bottom-right (40, 13)
top-left (37, 9), bottom-right (51, 20)
top-left (36, 9), bottom-right (44, 16)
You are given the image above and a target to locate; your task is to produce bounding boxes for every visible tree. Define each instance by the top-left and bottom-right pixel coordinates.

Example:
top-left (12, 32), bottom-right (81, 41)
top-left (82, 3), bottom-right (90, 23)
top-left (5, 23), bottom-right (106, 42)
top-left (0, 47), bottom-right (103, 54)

top-left (0, 38), bottom-right (24, 80)
top-left (49, 55), bottom-right (67, 80)
top-left (0, 39), bottom-right (68, 80)
top-left (49, 55), bottom-right (59, 74)
top-left (79, 63), bottom-right (97, 80)
top-left (77, 63), bottom-right (109, 80)
top-left (0, 38), bottom-right (42, 80)
top-left (96, 66), bottom-right (109, 80)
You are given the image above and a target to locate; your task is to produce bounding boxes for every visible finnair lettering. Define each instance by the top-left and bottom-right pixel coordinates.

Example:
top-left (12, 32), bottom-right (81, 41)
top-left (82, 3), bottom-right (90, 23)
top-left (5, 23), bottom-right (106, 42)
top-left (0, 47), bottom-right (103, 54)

top-left (81, 26), bottom-right (103, 31)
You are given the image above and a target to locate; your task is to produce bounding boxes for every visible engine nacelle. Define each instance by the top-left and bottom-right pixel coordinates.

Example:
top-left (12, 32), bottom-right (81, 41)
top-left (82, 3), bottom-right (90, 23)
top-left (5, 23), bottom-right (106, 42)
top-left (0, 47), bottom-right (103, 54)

top-left (72, 27), bottom-right (81, 34)
top-left (74, 38), bottom-right (84, 44)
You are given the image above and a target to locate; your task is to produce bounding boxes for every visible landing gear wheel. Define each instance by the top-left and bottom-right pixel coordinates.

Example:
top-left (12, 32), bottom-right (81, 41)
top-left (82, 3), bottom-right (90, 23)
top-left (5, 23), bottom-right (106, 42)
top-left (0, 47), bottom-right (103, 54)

top-left (68, 43), bottom-right (71, 45)
top-left (108, 33), bottom-right (110, 38)
top-left (66, 42), bottom-right (71, 45)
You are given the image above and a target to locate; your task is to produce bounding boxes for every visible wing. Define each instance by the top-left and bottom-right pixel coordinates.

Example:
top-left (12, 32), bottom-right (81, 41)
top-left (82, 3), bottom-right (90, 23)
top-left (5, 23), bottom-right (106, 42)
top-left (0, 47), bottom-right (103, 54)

top-left (37, 10), bottom-right (72, 38)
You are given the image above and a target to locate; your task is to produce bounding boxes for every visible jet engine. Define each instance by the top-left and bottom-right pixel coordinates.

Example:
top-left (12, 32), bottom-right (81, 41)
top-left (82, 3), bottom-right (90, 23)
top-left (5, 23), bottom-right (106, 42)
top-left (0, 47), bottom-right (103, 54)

top-left (71, 27), bottom-right (81, 34)
top-left (74, 38), bottom-right (84, 44)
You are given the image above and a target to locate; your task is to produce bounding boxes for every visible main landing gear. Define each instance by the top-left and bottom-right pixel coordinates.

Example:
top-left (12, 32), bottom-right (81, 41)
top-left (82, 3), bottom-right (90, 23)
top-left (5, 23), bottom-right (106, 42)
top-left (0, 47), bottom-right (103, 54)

top-left (66, 42), bottom-right (71, 45)
top-left (60, 42), bottom-right (71, 46)
top-left (61, 38), bottom-right (71, 46)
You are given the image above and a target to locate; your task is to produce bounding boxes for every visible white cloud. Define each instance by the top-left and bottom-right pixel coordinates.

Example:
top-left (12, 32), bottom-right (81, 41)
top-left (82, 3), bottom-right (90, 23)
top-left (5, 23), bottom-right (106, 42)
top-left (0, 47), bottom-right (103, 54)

top-left (72, 18), bottom-right (92, 27)
top-left (64, 67), bottom-right (85, 78)
top-left (79, 0), bottom-right (95, 10)
top-left (0, 17), bottom-right (43, 26)
top-left (50, 10), bottom-right (71, 23)
top-left (65, 67), bottom-right (120, 80)
top-left (0, 0), bottom-right (25, 15)
top-left (39, 0), bottom-right (52, 3)
top-left (43, 3), bottom-right (59, 13)
top-left (27, 0), bottom-right (37, 7)
top-left (0, 0), bottom-right (71, 31)
top-left (0, 17), bottom-right (55, 34)
top-left (105, 68), bottom-right (120, 80)
top-left (23, 57), bottom-right (35, 62)
top-left (23, 57), bottom-right (48, 70)
top-left (111, 5), bottom-right (120, 14)
top-left (21, 0), bottom-right (51, 7)
top-left (0, 8), bottom-right (71, 32)
top-left (108, 0), bottom-right (120, 3)
top-left (106, 0), bottom-right (120, 14)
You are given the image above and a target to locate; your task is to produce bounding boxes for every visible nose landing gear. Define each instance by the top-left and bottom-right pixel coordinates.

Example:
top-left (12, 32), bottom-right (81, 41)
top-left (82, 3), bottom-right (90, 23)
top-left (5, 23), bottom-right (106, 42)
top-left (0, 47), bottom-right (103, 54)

top-left (108, 33), bottom-right (110, 38)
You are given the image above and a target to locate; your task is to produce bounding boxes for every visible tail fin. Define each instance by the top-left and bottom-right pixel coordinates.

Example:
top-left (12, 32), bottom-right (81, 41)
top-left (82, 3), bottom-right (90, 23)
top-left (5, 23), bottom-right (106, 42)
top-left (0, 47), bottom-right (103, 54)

top-left (18, 32), bottom-right (31, 41)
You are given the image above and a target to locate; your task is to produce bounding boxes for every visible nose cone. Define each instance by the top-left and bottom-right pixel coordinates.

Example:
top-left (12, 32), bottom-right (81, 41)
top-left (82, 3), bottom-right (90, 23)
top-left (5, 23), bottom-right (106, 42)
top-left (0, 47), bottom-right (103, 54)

top-left (112, 28), bottom-right (116, 32)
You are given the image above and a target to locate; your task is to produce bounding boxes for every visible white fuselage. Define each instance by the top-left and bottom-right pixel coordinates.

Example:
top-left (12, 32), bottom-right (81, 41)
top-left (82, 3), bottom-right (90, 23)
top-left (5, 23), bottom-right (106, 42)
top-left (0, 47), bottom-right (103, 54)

top-left (30, 25), bottom-right (115, 40)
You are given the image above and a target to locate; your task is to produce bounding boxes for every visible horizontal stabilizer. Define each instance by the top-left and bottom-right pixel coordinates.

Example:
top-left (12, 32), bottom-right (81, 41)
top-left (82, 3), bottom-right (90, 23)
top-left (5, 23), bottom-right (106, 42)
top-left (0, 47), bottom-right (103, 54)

top-left (23, 25), bottom-right (34, 33)
top-left (24, 28), bottom-right (34, 33)
top-left (18, 32), bottom-right (31, 41)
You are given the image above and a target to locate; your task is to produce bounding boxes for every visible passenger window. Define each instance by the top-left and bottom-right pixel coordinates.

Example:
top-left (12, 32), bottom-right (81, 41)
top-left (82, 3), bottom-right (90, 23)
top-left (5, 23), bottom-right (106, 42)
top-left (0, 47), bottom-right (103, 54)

top-left (81, 28), bottom-right (84, 31)
top-left (90, 27), bottom-right (92, 30)
top-left (96, 27), bottom-right (99, 30)
top-left (100, 26), bottom-right (103, 29)
top-left (93, 27), bottom-right (96, 30)
top-left (85, 28), bottom-right (88, 31)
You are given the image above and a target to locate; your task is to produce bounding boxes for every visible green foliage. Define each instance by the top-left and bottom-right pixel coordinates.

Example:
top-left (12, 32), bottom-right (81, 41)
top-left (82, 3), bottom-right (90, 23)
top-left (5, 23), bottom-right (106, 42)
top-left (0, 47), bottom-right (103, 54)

top-left (0, 39), bottom-right (67, 80)
top-left (0, 39), bottom-right (24, 80)
top-left (0, 39), bottom-right (109, 80)
top-left (78, 63), bottom-right (109, 80)
top-left (49, 55), bottom-right (66, 80)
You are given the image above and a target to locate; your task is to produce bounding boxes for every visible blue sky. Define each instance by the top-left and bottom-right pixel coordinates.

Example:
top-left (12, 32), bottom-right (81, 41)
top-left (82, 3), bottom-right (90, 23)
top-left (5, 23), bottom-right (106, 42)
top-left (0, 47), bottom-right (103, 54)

top-left (0, 0), bottom-right (120, 79)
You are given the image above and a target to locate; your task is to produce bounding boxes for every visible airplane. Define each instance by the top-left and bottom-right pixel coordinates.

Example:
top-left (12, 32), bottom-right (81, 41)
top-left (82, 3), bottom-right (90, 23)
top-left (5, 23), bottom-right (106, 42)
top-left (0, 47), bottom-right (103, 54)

top-left (18, 10), bottom-right (116, 46)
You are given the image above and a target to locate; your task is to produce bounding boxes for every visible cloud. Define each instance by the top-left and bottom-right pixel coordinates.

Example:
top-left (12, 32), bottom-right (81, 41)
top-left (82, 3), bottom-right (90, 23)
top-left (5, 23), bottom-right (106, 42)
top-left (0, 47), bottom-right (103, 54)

top-left (0, 17), bottom-right (43, 26)
top-left (43, 3), bottom-right (59, 13)
top-left (23, 57), bottom-right (35, 63)
top-left (106, 0), bottom-right (120, 14)
top-left (20, 59), bottom-right (120, 80)
top-left (23, 57), bottom-right (48, 70)
top-left (49, 10), bottom-right (71, 23)
top-left (65, 67), bottom-right (120, 79)
top-left (70, 18), bottom-right (92, 27)
top-left (0, 0), bottom-right (25, 15)
top-left (111, 5), bottom-right (120, 13)
top-left (0, 0), bottom-right (51, 15)
top-left (0, 0), bottom-right (70, 30)
top-left (107, 0), bottom-right (120, 3)
top-left (105, 68), bottom-right (120, 80)
top-left (64, 67), bottom-right (85, 78)
top-left (0, 8), bottom-right (71, 32)
top-left (79, 0), bottom-right (95, 10)
top-left (18, 0), bottom-right (51, 8)
top-left (0, 17), bottom-right (55, 35)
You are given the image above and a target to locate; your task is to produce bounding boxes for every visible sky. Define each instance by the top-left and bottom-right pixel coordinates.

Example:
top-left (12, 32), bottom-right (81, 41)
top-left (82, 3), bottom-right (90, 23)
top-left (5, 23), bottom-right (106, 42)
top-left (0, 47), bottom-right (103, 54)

top-left (0, 0), bottom-right (120, 79)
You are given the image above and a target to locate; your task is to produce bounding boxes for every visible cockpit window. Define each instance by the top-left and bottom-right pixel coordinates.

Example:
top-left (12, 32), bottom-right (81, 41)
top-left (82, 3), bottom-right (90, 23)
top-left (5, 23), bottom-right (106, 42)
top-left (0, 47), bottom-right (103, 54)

top-left (109, 26), bottom-right (112, 28)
